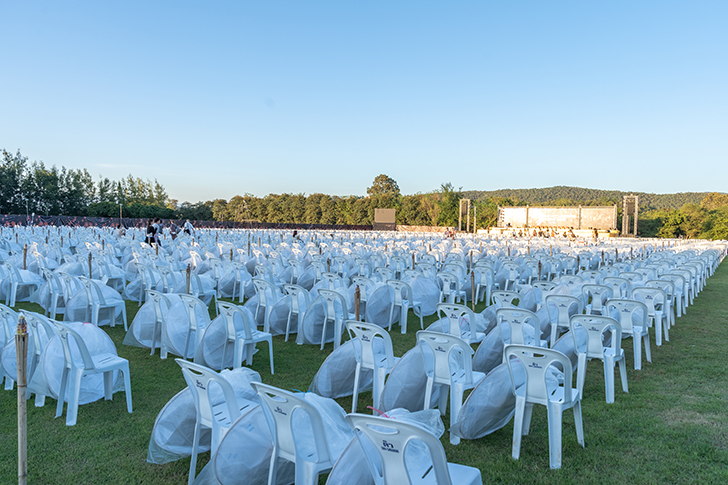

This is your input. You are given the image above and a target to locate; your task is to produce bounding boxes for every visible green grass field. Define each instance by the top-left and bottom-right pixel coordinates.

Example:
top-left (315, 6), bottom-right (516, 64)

top-left (1, 263), bottom-right (727, 484)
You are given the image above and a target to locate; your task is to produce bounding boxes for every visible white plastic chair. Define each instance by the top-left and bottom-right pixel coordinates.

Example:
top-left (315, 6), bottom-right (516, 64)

top-left (229, 261), bottom-right (250, 301)
top-left (632, 286), bottom-right (669, 346)
top-left (41, 268), bottom-right (68, 320)
top-left (436, 303), bottom-right (485, 345)
top-left (545, 294), bottom-right (583, 347)
top-left (52, 321), bottom-right (132, 426)
top-left (437, 272), bottom-right (466, 304)
top-left (351, 276), bottom-right (374, 318)
top-left (318, 288), bottom-right (355, 350)
top-left (2, 261), bottom-right (41, 307)
top-left (661, 273), bottom-right (687, 318)
top-left (134, 262), bottom-right (157, 306)
top-left (387, 280), bottom-right (422, 333)
top-left (606, 298), bottom-right (651, 370)
top-left (252, 382), bottom-right (334, 485)
top-left (22, 311), bottom-right (58, 406)
top-left (76, 276), bottom-right (128, 330)
top-left (346, 321), bottom-right (399, 413)
top-left (252, 277), bottom-right (280, 333)
top-left (146, 289), bottom-right (172, 358)
top-left (282, 284), bottom-right (310, 342)
top-left (177, 293), bottom-right (211, 360)
top-left (216, 300), bottom-right (274, 373)
top-left (176, 359), bottom-right (254, 485)
top-left (646, 279), bottom-right (676, 328)
top-left (504, 344), bottom-right (585, 469)
top-left (417, 330), bottom-right (485, 445)
top-left (343, 413), bottom-right (483, 485)
top-left (570, 314), bottom-right (628, 403)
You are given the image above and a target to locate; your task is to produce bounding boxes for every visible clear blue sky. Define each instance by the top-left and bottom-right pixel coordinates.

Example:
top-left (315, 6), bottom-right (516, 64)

top-left (2, 1), bottom-right (726, 204)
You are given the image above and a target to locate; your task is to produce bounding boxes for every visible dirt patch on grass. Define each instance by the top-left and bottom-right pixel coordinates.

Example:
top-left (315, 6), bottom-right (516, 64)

top-left (661, 408), bottom-right (728, 450)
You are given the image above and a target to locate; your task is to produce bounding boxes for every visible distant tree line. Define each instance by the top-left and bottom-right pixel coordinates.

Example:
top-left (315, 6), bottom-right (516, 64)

top-left (3, 150), bottom-right (726, 239)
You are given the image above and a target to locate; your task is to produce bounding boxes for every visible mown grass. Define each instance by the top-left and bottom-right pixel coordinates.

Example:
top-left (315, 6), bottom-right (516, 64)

top-left (1, 263), bottom-right (728, 484)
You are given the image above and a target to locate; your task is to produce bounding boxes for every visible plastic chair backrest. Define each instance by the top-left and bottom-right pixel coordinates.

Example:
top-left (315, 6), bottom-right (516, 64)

top-left (321, 272), bottom-right (342, 289)
top-left (631, 287), bottom-right (667, 315)
top-left (50, 321), bottom-right (96, 370)
top-left (374, 267), bottom-right (394, 282)
top-left (605, 299), bottom-right (648, 335)
top-left (545, 295), bottom-right (583, 325)
top-left (0, 304), bottom-right (18, 342)
top-left (504, 344), bottom-right (575, 406)
top-left (603, 277), bottom-right (631, 298)
top-left (178, 293), bottom-right (210, 331)
top-left (283, 284), bottom-right (310, 311)
top-left (346, 321), bottom-right (394, 370)
top-left (497, 307), bottom-right (541, 346)
top-left (146, 290), bottom-right (172, 322)
top-left (570, 315), bottom-right (622, 359)
top-left (78, 276), bottom-right (107, 306)
top-left (318, 289), bottom-right (348, 320)
top-left (646, 279), bottom-right (675, 300)
top-left (252, 382), bottom-right (332, 464)
top-left (217, 301), bottom-right (253, 341)
top-left (387, 280), bottom-right (412, 306)
top-left (491, 290), bottom-right (519, 307)
top-left (582, 284), bottom-right (613, 311)
top-left (346, 413), bottom-right (454, 485)
top-left (417, 330), bottom-right (474, 387)
top-left (437, 303), bottom-right (476, 339)
top-left (176, 359), bottom-right (241, 429)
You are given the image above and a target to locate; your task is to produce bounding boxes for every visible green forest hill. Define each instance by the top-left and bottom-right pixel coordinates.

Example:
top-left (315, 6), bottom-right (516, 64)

top-left (463, 186), bottom-right (710, 211)
top-left (2, 149), bottom-right (727, 239)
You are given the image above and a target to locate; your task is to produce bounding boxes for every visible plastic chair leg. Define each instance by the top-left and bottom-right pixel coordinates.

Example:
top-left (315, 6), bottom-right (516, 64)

top-left (266, 446), bottom-right (278, 485)
top-left (512, 395), bottom-right (526, 460)
top-left (373, 367), bottom-right (386, 411)
top-left (188, 423), bottom-right (201, 485)
top-left (55, 368), bottom-right (69, 419)
top-left (576, 354), bottom-right (587, 399)
top-left (629, 334), bottom-right (640, 369)
top-left (103, 370), bottom-right (114, 401)
top-left (450, 382), bottom-right (464, 445)
top-left (603, 357), bottom-right (615, 404)
top-left (351, 364), bottom-right (361, 413)
top-left (618, 357), bottom-right (629, 394)
top-left (643, 334), bottom-right (652, 363)
top-left (573, 400), bottom-right (585, 447)
top-left (550, 323), bottom-right (558, 348)
top-left (546, 402), bottom-right (563, 469)
top-left (66, 369), bottom-right (84, 426)
top-left (423, 378), bottom-right (434, 410)
top-left (267, 337), bottom-right (274, 374)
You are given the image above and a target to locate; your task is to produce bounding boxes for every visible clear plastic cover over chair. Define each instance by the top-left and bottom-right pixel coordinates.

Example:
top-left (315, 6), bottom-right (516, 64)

top-left (147, 367), bottom-right (262, 465)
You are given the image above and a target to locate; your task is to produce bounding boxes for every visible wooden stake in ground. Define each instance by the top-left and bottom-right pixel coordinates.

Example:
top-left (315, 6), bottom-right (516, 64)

top-left (22, 244), bottom-right (27, 270)
top-left (538, 260), bottom-right (542, 281)
top-left (16, 315), bottom-right (28, 485)
top-left (354, 286), bottom-right (360, 321)
top-left (186, 264), bottom-right (191, 295)
top-left (471, 271), bottom-right (475, 311)
top-left (88, 252), bottom-right (93, 279)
